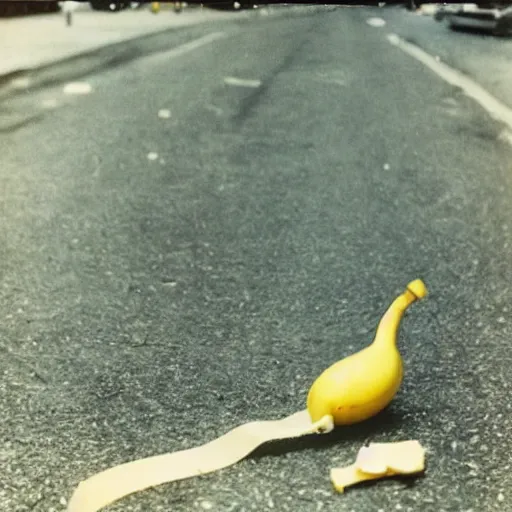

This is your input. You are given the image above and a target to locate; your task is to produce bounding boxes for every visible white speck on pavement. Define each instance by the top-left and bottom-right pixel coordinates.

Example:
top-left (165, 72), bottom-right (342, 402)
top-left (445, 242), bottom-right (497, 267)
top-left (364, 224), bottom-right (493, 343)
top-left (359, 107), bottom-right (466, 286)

top-left (41, 98), bottom-right (58, 109)
top-left (147, 152), bottom-right (159, 161)
top-left (205, 104), bottom-right (223, 116)
top-left (158, 109), bottom-right (171, 119)
top-left (224, 76), bottom-right (262, 88)
top-left (63, 81), bottom-right (92, 95)
top-left (11, 77), bottom-right (31, 89)
top-left (366, 17), bottom-right (386, 27)
top-left (499, 130), bottom-right (512, 146)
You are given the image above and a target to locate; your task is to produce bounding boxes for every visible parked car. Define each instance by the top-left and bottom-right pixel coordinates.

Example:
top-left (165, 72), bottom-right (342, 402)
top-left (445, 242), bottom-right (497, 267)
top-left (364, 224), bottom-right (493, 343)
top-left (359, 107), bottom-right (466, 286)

top-left (0, 1), bottom-right (60, 16)
top-left (89, 1), bottom-right (132, 11)
top-left (435, 4), bottom-right (512, 36)
top-left (150, 2), bottom-right (186, 13)
top-left (202, 1), bottom-right (253, 9)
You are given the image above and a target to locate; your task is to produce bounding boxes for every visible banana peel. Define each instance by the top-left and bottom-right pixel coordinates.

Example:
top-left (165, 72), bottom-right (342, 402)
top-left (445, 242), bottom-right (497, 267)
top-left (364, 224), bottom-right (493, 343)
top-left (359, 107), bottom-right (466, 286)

top-left (331, 440), bottom-right (426, 493)
top-left (67, 279), bottom-right (428, 512)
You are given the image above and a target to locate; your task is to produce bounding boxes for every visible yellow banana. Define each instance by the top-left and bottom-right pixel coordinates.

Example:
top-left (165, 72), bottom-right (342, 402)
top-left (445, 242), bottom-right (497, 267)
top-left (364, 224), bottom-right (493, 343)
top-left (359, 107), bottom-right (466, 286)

top-left (307, 279), bottom-right (427, 426)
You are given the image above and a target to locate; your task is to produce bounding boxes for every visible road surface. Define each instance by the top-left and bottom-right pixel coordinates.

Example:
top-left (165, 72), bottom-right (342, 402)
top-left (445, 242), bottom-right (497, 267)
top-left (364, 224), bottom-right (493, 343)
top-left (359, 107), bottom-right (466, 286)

top-left (1, 6), bottom-right (512, 512)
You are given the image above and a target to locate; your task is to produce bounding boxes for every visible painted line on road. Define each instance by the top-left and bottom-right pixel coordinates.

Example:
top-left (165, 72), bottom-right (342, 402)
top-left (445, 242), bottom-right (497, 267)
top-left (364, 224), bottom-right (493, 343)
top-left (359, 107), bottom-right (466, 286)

top-left (387, 33), bottom-right (512, 142)
top-left (499, 129), bottom-right (512, 146)
top-left (143, 32), bottom-right (227, 64)
top-left (11, 77), bottom-right (31, 90)
top-left (158, 109), bottom-right (171, 119)
top-left (41, 98), bottom-right (58, 109)
top-left (63, 81), bottom-right (92, 95)
top-left (366, 17), bottom-right (386, 27)
top-left (224, 76), bottom-right (262, 88)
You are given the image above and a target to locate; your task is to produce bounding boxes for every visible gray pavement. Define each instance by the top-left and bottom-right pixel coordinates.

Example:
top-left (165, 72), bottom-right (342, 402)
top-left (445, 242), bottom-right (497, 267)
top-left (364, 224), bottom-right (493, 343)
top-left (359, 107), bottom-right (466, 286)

top-left (2, 5), bottom-right (512, 512)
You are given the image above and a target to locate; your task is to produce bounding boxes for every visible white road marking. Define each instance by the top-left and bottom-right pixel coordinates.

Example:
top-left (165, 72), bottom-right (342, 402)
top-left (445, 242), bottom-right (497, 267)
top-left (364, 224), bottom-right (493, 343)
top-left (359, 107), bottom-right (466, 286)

top-left (158, 109), bottom-right (171, 119)
top-left (224, 76), bottom-right (262, 88)
top-left (63, 82), bottom-right (92, 95)
top-left (387, 33), bottom-right (512, 138)
top-left (387, 33), bottom-right (400, 45)
top-left (11, 77), bottom-right (30, 89)
top-left (147, 152), bottom-right (159, 161)
top-left (499, 130), bottom-right (512, 146)
top-left (366, 17), bottom-right (386, 27)
top-left (144, 32), bottom-right (227, 64)
top-left (315, 72), bottom-right (347, 86)
top-left (41, 98), bottom-right (58, 109)
top-left (205, 104), bottom-right (223, 116)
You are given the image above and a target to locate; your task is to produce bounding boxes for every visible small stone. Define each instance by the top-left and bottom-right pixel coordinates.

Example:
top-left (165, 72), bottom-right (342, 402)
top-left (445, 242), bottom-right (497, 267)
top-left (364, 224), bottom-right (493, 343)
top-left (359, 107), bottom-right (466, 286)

top-left (63, 81), bottom-right (92, 95)
top-left (11, 77), bottom-right (30, 89)
top-left (158, 109), bottom-right (171, 119)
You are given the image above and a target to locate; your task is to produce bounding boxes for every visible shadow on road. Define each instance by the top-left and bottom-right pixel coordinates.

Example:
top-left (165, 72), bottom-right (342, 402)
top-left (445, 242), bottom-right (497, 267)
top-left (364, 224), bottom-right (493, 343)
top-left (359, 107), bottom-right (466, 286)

top-left (251, 408), bottom-right (405, 460)
top-left (447, 25), bottom-right (512, 39)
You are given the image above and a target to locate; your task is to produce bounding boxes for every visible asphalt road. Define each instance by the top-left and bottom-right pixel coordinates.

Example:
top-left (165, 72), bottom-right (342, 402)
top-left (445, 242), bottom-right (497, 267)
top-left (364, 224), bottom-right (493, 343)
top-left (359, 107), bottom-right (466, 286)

top-left (2, 6), bottom-right (512, 512)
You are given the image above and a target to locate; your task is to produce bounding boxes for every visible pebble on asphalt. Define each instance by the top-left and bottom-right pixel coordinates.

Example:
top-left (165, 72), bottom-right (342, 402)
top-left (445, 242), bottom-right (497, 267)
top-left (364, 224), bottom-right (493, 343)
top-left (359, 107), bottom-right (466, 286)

top-left (366, 17), bottom-right (386, 27)
top-left (63, 82), bottom-right (92, 95)
top-left (11, 77), bottom-right (31, 89)
top-left (158, 109), bottom-right (171, 119)
top-left (224, 76), bottom-right (262, 88)
top-left (41, 98), bottom-right (58, 109)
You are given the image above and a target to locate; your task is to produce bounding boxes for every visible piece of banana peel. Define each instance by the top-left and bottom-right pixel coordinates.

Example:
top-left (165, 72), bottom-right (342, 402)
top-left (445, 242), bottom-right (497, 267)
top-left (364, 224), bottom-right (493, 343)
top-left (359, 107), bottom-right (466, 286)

top-left (330, 440), bottom-right (426, 493)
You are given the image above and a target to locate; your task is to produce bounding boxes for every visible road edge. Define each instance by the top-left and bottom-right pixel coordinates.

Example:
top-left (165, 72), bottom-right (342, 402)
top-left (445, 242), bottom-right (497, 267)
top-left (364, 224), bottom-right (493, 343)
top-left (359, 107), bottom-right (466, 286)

top-left (387, 32), bottom-right (512, 146)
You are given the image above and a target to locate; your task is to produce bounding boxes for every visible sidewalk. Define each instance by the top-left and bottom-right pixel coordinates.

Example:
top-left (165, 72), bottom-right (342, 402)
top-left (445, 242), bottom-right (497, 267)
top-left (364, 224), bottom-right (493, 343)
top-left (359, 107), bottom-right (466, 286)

top-left (0, 5), bottom-right (249, 77)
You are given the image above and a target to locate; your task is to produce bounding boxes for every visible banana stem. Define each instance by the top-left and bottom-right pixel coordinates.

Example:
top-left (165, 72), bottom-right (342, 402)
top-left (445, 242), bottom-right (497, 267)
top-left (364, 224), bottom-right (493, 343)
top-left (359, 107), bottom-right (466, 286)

top-left (373, 280), bottom-right (427, 349)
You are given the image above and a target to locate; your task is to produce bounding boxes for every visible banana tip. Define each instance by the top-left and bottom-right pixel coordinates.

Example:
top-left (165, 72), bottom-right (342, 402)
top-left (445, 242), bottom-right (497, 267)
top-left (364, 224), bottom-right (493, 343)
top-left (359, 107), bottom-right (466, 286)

top-left (406, 279), bottom-right (427, 300)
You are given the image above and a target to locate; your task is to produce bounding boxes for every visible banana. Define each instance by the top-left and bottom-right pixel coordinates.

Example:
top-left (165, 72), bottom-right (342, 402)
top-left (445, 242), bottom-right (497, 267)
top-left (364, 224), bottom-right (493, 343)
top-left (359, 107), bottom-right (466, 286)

top-left (307, 279), bottom-right (427, 425)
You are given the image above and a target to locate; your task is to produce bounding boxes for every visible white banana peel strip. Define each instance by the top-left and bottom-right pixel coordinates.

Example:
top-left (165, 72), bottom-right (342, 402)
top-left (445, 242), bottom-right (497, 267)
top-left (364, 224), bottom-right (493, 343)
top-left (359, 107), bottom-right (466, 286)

top-left (330, 440), bottom-right (426, 493)
top-left (67, 410), bottom-right (334, 512)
